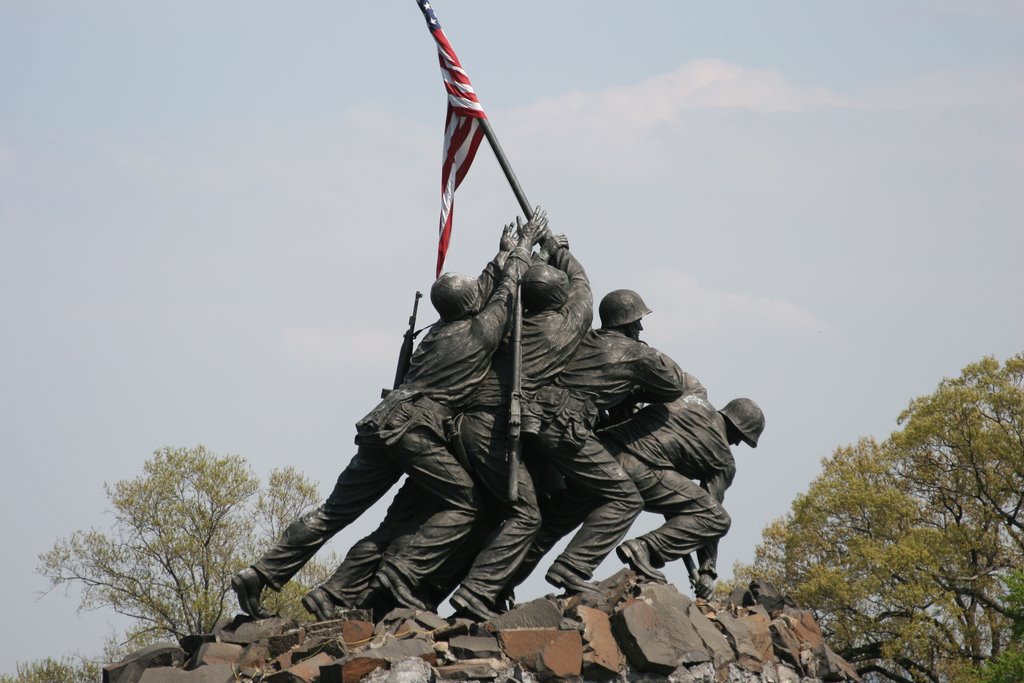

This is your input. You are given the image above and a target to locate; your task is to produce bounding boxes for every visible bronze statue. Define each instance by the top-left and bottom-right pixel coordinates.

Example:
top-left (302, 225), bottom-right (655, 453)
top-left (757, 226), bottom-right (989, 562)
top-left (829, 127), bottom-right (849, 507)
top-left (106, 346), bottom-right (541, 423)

top-left (447, 224), bottom-right (594, 620)
top-left (504, 289), bottom-right (689, 597)
top-left (231, 215), bottom-right (545, 619)
top-left (605, 390), bottom-right (765, 597)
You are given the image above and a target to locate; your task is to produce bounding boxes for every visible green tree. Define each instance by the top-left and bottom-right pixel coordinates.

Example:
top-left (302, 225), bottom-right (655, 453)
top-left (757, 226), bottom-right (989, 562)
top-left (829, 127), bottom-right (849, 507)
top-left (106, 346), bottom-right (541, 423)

top-left (742, 354), bottom-right (1024, 683)
top-left (0, 656), bottom-right (100, 683)
top-left (38, 446), bottom-right (334, 650)
top-left (958, 570), bottom-right (1024, 683)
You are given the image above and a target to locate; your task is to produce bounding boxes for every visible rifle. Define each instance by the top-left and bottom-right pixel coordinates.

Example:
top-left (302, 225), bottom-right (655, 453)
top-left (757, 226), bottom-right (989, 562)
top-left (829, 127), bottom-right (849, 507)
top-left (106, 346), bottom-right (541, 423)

top-left (682, 553), bottom-right (701, 591)
top-left (506, 282), bottom-right (523, 503)
top-left (388, 291), bottom-right (423, 394)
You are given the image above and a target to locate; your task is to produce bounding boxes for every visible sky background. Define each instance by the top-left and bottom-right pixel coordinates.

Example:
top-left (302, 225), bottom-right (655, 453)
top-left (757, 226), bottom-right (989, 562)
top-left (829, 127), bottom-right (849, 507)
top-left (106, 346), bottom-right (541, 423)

top-left (1, 0), bottom-right (1022, 673)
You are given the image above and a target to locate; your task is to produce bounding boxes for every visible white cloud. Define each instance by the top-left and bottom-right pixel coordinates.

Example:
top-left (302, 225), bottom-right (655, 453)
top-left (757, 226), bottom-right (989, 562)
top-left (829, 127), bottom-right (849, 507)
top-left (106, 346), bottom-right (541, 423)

top-left (511, 59), bottom-right (846, 132)
top-left (640, 269), bottom-right (834, 339)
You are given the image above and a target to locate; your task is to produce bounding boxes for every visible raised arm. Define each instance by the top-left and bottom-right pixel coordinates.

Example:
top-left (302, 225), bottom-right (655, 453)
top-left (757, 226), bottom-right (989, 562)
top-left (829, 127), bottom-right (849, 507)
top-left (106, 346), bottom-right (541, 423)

top-left (476, 221), bottom-right (519, 303)
top-left (471, 212), bottom-right (545, 349)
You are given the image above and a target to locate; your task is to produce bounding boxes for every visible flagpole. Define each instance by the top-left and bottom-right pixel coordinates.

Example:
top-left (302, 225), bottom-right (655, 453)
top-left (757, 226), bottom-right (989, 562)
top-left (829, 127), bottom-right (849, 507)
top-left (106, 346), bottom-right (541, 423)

top-left (479, 119), bottom-right (533, 221)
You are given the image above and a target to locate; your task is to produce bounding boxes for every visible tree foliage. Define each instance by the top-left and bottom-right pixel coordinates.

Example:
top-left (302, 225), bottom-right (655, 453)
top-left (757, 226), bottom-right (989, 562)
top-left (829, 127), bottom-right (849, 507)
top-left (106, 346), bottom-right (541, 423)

top-left (38, 445), bottom-right (333, 649)
top-left (0, 656), bottom-right (101, 683)
top-left (743, 354), bottom-right (1024, 683)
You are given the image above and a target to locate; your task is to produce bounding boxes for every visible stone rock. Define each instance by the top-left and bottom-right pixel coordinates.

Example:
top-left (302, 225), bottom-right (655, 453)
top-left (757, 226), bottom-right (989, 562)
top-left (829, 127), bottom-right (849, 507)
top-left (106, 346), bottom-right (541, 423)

top-left (320, 638), bottom-right (438, 683)
top-left (496, 628), bottom-right (582, 681)
top-left (487, 598), bottom-right (564, 631)
top-left (686, 602), bottom-right (735, 673)
top-left (448, 634), bottom-right (503, 660)
top-left (238, 642), bottom-right (270, 669)
top-left (342, 621), bottom-right (376, 647)
top-left (184, 642), bottom-right (243, 670)
top-left (747, 582), bottom-right (796, 617)
top-left (571, 569), bottom-right (640, 615)
top-left (493, 662), bottom-right (541, 683)
top-left (265, 652), bottom-right (334, 682)
top-left (668, 662), bottom-right (717, 683)
top-left (714, 607), bottom-right (774, 673)
top-left (103, 643), bottom-right (187, 683)
top-left (305, 609), bottom-right (373, 631)
top-left (177, 634), bottom-right (215, 660)
top-left (216, 614), bottom-right (296, 645)
top-left (767, 661), bottom-right (802, 683)
top-left (778, 607), bottom-right (859, 681)
top-left (727, 587), bottom-right (753, 609)
top-left (573, 605), bottom-right (622, 681)
top-left (292, 634), bottom-right (348, 662)
top-left (435, 657), bottom-right (506, 681)
top-left (721, 664), bottom-right (764, 682)
top-left (364, 656), bottom-right (437, 683)
top-left (824, 643), bottom-right (860, 681)
top-left (136, 664), bottom-right (235, 683)
top-left (432, 618), bottom-right (475, 641)
top-left (374, 608), bottom-right (448, 638)
top-left (781, 608), bottom-right (823, 647)
top-left (268, 628), bottom-right (306, 658)
top-left (768, 618), bottom-right (805, 676)
top-left (612, 585), bottom-right (710, 675)
top-left (273, 651), bottom-right (294, 671)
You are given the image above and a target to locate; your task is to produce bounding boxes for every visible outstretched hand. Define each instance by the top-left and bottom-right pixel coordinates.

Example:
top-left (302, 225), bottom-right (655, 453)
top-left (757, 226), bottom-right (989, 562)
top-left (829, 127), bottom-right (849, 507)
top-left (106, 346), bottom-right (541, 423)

top-left (548, 233), bottom-right (569, 251)
top-left (516, 206), bottom-right (548, 249)
top-left (499, 221), bottom-right (517, 253)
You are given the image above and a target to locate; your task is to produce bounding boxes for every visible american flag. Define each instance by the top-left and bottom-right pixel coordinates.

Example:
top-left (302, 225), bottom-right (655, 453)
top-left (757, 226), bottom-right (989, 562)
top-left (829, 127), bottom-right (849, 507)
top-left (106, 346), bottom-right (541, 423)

top-left (416, 0), bottom-right (488, 277)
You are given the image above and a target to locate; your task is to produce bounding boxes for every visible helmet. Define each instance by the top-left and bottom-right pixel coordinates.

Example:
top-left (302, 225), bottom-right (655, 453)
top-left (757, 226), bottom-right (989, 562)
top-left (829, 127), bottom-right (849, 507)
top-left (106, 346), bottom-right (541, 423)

top-left (599, 289), bottom-right (652, 328)
top-left (521, 264), bottom-right (569, 313)
top-left (430, 272), bottom-right (480, 322)
top-left (719, 398), bottom-right (765, 448)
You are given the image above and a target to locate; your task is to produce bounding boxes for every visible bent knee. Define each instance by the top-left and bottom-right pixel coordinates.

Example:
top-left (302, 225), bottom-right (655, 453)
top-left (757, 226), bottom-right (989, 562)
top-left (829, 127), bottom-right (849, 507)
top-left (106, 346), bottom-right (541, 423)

top-left (712, 506), bottom-right (731, 535)
top-left (623, 488), bottom-right (644, 516)
top-left (520, 504), bottom-right (543, 531)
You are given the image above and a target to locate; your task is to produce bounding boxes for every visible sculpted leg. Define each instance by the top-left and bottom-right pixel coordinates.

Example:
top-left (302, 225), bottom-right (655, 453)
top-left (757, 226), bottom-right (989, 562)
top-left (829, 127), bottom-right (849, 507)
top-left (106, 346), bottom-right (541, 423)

top-left (233, 444), bottom-right (400, 618)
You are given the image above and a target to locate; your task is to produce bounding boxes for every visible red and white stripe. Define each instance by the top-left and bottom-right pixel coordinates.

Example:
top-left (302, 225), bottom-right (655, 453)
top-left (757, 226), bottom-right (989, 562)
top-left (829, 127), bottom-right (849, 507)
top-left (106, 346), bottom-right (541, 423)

top-left (428, 24), bottom-right (487, 276)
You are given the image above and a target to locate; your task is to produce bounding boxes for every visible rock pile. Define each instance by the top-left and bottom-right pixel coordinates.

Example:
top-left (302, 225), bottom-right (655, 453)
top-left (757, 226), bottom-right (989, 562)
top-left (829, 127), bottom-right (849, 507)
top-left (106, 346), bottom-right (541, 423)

top-left (102, 573), bottom-right (859, 683)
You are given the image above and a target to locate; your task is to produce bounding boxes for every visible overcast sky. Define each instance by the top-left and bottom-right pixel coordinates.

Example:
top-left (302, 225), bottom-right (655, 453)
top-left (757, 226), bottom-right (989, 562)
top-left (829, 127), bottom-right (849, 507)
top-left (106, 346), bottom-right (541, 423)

top-left (1, 1), bottom-right (1022, 672)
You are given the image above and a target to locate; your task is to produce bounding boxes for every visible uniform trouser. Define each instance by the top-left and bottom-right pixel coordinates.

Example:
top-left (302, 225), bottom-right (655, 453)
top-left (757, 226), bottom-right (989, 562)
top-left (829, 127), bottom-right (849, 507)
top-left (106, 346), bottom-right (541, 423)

top-left (319, 481), bottom-right (439, 607)
top-left (252, 426), bottom-right (480, 593)
top-left (518, 423), bottom-right (643, 582)
top-left (510, 449), bottom-right (731, 588)
top-left (614, 450), bottom-right (731, 563)
top-left (319, 479), bottom-right (500, 609)
top-left (456, 408), bottom-right (542, 604)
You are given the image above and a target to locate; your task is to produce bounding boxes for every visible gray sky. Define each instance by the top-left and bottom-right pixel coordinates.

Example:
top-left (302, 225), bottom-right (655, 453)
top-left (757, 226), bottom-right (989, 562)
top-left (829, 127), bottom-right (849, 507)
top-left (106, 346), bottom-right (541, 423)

top-left (2, 1), bottom-right (1022, 672)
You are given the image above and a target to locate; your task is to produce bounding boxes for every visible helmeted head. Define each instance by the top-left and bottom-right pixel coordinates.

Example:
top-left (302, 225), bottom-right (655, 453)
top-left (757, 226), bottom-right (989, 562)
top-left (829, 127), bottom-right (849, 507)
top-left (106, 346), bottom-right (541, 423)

top-left (522, 264), bottom-right (569, 313)
top-left (599, 289), bottom-right (653, 329)
top-left (430, 272), bottom-right (480, 322)
top-left (719, 398), bottom-right (765, 448)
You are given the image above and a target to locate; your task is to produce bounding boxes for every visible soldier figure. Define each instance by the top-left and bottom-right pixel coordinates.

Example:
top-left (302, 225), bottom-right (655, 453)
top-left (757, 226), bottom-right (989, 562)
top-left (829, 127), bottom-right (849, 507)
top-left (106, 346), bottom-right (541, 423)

top-left (605, 390), bottom-right (765, 597)
top-left (447, 225), bottom-right (593, 620)
top-left (508, 289), bottom-right (688, 596)
top-left (231, 215), bottom-right (545, 618)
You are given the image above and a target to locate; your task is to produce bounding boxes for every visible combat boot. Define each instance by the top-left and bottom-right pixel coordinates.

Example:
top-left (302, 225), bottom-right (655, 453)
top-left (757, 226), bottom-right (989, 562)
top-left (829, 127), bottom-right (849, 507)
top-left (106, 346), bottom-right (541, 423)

top-left (231, 567), bottom-right (271, 619)
top-left (450, 587), bottom-right (500, 622)
top-left (377, 566), bottom-right (429, 611)
top-left (544, 563), bottom-right (602, 595)
top-left (616, 538), bottom-right (667, 584)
